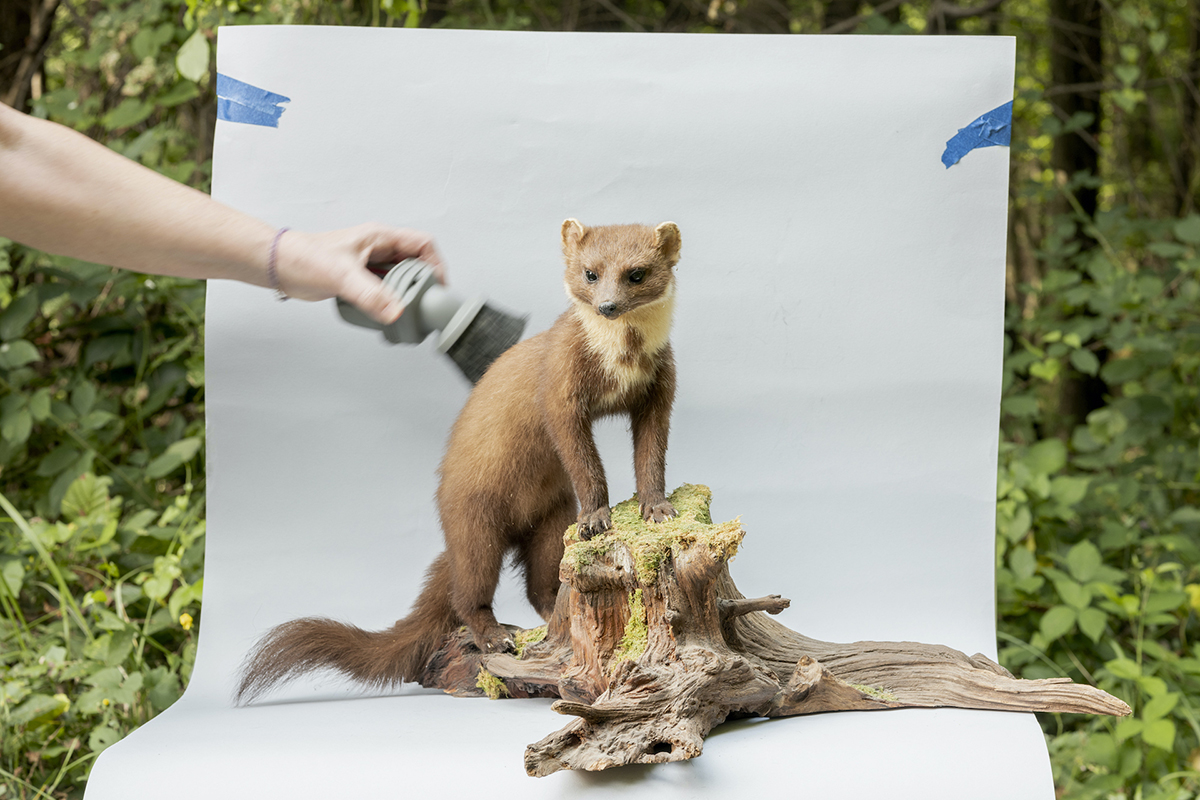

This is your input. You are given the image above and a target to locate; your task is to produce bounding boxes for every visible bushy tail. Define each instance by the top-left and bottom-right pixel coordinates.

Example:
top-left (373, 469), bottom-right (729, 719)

top-left (235, 553), bottom-right (455, 704)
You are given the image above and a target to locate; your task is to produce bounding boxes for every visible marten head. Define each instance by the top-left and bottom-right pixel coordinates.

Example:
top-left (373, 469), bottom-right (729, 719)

top-left (561, 220), bottom-right (680, 321)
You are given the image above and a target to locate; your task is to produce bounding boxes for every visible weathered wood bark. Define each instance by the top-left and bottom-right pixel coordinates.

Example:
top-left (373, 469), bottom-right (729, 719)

top-left (416, 485), bottom-right (1130, 777)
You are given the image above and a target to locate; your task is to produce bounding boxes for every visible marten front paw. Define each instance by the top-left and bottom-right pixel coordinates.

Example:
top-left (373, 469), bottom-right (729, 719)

top-left (472, 625), bottom-right (515, 655)
top-left (577, 507), bottom-right (612, 540)
top-left (640, 498), bottom-right (677, 524)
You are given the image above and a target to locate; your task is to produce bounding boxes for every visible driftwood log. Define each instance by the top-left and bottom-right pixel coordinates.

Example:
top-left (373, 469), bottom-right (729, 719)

top-left (416, 484), bottom-right (1130, 777)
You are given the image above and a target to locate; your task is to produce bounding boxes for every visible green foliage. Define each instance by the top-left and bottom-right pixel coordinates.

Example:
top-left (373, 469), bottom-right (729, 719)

top-left (998, 201), bottom-right (1200, 799)
top-left (2, 0), bottom-right (214, 793)
top-left (0, 230), bottom-right (206, 795)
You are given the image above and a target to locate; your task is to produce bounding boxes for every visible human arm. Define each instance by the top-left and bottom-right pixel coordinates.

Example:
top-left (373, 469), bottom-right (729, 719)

top-left (0, 103), bottom-right (441, 324)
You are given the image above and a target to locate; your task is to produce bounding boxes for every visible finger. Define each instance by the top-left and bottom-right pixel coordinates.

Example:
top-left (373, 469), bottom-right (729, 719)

top-left (360, 226), bottom-right (446, 284)
top-left (340, 267), bottom-right (403, 325)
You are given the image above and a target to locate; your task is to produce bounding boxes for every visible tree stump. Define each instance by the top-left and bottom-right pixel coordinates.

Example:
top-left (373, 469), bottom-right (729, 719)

top-left (415, 485), bottom-right (1130, 777)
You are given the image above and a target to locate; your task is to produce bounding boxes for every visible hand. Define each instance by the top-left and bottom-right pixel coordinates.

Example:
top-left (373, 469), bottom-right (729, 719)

top-left (273, 223), bottom-right (444, 325)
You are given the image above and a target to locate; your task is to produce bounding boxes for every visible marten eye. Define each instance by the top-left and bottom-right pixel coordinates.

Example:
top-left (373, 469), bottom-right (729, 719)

top-left (628, 269), bottom-right (646, 284)
top-left (585, 270), bottom-right (598, 283)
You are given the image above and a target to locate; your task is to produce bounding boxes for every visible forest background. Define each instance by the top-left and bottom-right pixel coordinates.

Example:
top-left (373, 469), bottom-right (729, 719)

top-left (1, 0), bottom-right (1198, 797)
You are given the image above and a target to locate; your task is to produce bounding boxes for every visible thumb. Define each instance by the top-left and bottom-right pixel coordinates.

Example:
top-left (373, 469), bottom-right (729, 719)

top-left (340, 268), bottom-right (403, 325)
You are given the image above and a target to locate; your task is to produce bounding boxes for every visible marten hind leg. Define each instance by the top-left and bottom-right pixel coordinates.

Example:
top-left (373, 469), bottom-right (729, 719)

top-left (518, 494), bottom-right (575, 620)
top-left (442, 505), bottom-right (513, 654)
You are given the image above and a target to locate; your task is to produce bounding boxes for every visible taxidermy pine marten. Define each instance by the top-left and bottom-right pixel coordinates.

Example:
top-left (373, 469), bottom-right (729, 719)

top-left (235, 219), bottom-right (682, 703)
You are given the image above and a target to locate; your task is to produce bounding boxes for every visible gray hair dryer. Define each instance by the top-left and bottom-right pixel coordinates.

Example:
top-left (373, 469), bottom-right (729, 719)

top-left (336, 259), bottom-right (526, 384)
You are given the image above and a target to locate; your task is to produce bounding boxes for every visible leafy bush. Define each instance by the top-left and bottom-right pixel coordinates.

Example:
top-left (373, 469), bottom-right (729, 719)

top-left (997, 207), bottom-right (1200, 798)
top-left (0, 240), bottom-right (206, 796)
top-left (0, 7), bottom-right (212, 789)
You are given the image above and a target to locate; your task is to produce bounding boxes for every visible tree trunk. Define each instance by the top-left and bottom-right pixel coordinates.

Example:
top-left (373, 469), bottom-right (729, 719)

top-left (416, 485), bottom-right (1130, 776)
top-left (1048, 0), bottom-right (1102, 224)
top-left (0, 0), bottom-right (60, 110)
top-left (1179, 0), bottom-right (1200, 214)
top-left (1047, 0), bottom-right (1107, 427)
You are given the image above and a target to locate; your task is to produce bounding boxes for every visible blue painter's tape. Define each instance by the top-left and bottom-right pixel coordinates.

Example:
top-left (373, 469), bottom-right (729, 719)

top-left (216, 73), bottom-right (291, 128)
top-left (941, 100), bottom-right (1012, 168)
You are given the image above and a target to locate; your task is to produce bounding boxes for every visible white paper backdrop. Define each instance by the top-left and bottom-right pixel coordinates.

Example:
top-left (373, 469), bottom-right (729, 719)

top-left (85, 28), bottom-right (1052, 799)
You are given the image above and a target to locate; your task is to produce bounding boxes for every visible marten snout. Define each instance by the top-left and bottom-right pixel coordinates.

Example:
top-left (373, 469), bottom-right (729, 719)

top-left (597, 301), bottom-right (620, 319)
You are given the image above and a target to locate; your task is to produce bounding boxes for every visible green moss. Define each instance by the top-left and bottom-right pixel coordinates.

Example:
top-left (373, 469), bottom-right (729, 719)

top-left (609, 589), bottom-right (648, 672)
top-left (475, 667), bottom-right (509, 700)
top-left (514, 624), bottom-right (548, 658)
top-left (562, 484), bottom-right (743, 585)
top-left (851, 684), bottom-right (899, 703)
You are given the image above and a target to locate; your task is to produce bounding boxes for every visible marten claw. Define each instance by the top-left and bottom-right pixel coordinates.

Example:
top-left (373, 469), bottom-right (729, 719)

top-left (640, 499), bottom-right (677, 524)
top-left (577, 507), bottom-right (612, 540)
top-left (474, 626), bottom-right (516, 654)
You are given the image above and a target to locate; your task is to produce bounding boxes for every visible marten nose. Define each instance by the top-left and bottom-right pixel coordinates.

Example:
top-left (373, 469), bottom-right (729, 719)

top-left (597, 301), bottom-right (619, 318)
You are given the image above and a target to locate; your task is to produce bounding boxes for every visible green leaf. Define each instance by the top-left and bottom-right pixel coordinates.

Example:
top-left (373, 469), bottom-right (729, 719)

top-left (168, 578), bottom-right (203, 620)
top-left (9, 693), bottom-right (70, 726)
top-left (102, 98), bottom-right (154, 131)
top-left (1106, 658), bottom-right (1142, 679)
top-left (1142, 692), bottom-right (1179, 722)
top-left (143, 574), bottom-right (173, 603)
top-left (84, 666), bottom-right (124, 689)
top-left (1148, 241), bottom-right (1188, 258)
top-left (1066, 540), bottom-right (1102, 582)
top-left (71, 382), bottom-right (96, 416)
top-left (1004, 506), bottom-right (1032, 542)
top-left (1148, 31), bottom-right (1168, 54)
top-left (1145, 591), bottom-right (1187, 615)
top-left (88, 725), bottom-right (122, 754)
top-left (0, 291), bottom-right (39, 341)
top-left (176, 31), bottom-right (210, 83)
top-left (1055, 579), bottom-right (1091, 610)
top-left (104, 627), bottom-right (136, 666)
top-left (1174, 214), bottom-right (1200, 245)
top-left (1078, 607), bottom-right (1107, 642)
top-left (36, 446), bottom-right (81, 477)
top-left (1026, 439), bottom-right (1067, 476)
top-left (49, 452), bottom-right (94, 517)
top-left (0, 339), bottom-right (41, 369)
top-left (1082, 732), bottom-right (1118, 770)
top-left (121, 508), bottom-right (158, 533)
top-left (155, 81), bottom-right (201, 108)
top-left (145, 436), bottom-right (202, 479)
top-left (1138, 675), bottom-right (1169, 697)
top-left (61, 473), bottom-right (113, 521)
top-left (1009, 547), bottom-right (1036, 581)
top-left (1170, 506), bottom-right (1200, 524)
top-left (1051, 476), bottom-right (1090, 507)
top-left (1113, 64), bottom-right (1140, 87)
top-left (28, 388), bottom-right (51, 421)
top-left (1069, 348), bottom-right (1099, 376)
top-left (145, 666), bottom-right (181, 712)
top-left (1, 557), bottom-right (23, 595)
top-left (79, 410), bottom-right (118, 430)
top-left (1114, 717), bottom-right (1143, 743)
top-left (1029, 358), bottom-right (1062, 382)
top-left (1, 406), bottom-right (32, 445)
top-left (1142, 718), bottom-right (1176, 751)
top-left (84, 334), bottom-right (132, 369)
top-left (1002, 394), bottom-right (1039, 417)
top-left (1040, 605), bottom-right (1076, 641)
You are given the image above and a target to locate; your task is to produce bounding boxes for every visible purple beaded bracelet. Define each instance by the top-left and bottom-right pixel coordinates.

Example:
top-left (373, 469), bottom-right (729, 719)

top-left (268, 227), bottom-right (290, 301)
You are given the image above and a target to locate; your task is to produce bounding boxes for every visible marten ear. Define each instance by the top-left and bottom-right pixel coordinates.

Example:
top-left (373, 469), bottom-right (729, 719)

top-left (654, 222), bottom-right (681, 265)
top-left (561, 219), bottom-right (586, 252)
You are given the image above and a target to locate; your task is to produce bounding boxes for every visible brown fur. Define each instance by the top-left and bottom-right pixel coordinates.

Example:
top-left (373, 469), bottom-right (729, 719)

top-left (235, 220), bottom-right (681, 703)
